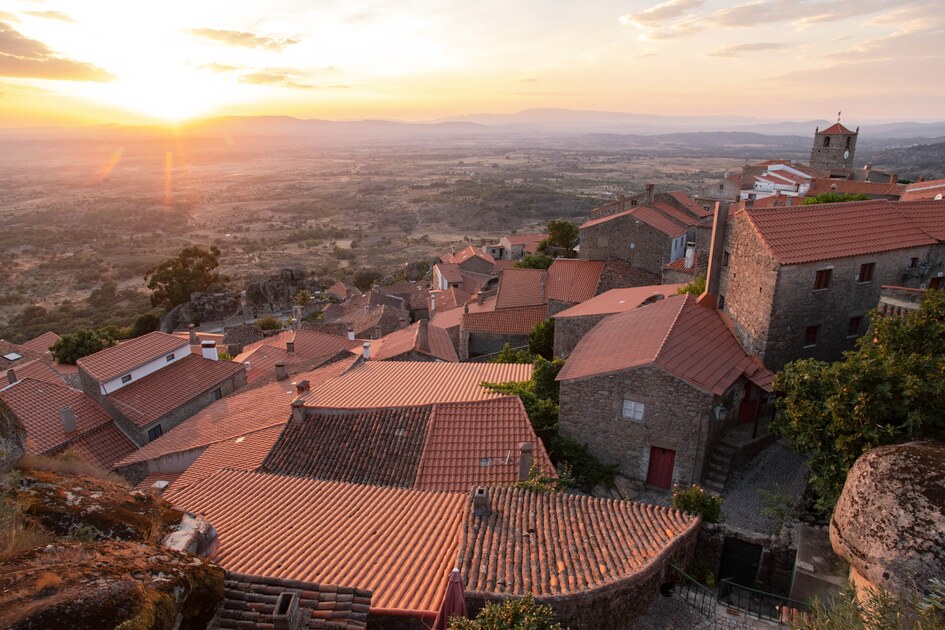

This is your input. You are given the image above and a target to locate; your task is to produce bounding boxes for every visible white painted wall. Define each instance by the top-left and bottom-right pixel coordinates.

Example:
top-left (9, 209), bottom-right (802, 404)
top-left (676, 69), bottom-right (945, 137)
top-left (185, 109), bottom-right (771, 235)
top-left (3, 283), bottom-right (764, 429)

top-left (99, 342), bottom-right (190, 394)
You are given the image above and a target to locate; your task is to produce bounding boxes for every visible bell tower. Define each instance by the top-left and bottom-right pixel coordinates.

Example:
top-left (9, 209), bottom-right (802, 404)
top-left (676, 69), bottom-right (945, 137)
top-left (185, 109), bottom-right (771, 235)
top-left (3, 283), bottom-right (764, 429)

top-left (810, 112), bottom-right (858, 176)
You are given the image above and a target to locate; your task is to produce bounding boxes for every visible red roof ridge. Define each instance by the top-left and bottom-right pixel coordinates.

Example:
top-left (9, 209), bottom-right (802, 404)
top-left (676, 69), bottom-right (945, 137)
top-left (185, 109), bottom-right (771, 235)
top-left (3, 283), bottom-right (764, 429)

top-left (652, 295), bottom-right (690, 363)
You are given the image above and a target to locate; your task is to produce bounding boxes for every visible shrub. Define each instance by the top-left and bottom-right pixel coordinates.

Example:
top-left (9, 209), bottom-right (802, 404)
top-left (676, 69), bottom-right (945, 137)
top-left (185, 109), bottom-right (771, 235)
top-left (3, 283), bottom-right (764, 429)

top-left (671, 484), bottom-right (723, 523)
top-left (492, 343), bottom-right (533, 364)
top-left (255, 316), bottom-right (284, 331)
top-left (449, 593), bottom-right (563, 630)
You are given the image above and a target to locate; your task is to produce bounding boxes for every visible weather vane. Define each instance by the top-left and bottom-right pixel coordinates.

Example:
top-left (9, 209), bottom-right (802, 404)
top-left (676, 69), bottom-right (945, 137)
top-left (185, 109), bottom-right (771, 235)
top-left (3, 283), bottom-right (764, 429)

top-left (837, 111), bottom-right (842, 123)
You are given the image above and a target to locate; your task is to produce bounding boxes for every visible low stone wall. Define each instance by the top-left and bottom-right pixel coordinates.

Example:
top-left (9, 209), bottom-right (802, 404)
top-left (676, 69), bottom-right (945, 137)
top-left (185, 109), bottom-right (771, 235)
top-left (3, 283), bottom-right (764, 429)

top-left (697, 522), bottom-right (798, 596)
top-left (367, 612), bottom-right (432, 630)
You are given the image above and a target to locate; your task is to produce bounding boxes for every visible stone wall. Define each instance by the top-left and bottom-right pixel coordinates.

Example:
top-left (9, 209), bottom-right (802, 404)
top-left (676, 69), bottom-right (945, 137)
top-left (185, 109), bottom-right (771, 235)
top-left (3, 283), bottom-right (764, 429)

top-left (461, 331), bottom-right (529, 361)
top-left (559, 367), bottom-right (719, 486)
top-left (553, 314), bottom-right (606, 359)
top-left (696, 523), bottom-right (798, 596)
top-left (579, 215), bottom-right (673, 277)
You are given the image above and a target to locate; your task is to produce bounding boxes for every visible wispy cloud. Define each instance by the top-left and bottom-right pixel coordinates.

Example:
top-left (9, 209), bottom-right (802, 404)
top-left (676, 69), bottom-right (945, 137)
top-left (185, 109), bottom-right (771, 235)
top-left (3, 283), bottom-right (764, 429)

top-left (0, 21), bottom-right (112, 81)
top-left (704, 42), bottom-right (788, 57)
top-left (24, 11), bottom-right (74, 23)
top-left (200, 62), bottom-right (240, 73)
top-left (191, 28), bottom-right (298, 51)
top-left (620, 0), bottom-right (703, 27)
top-left (0, 12), bottom-right (20, 23)
top-left (238, 68), bottom-right (348, 90)
top-left (631, 50), bottom-right (658, 59)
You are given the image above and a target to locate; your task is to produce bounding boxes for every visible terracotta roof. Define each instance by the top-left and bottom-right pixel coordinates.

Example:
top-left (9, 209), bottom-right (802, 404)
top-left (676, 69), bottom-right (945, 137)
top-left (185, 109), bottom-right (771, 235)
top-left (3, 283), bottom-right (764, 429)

top-left (651, 201), bottom-right (700, 227)
top-left (20, 331), bottom-right (60, 355)
top-left (430, 296), bottom-right (496, 331)
top-left (544, 259), bottom-right (605, 303)
top-left (503, 233), bottom-right (546, 246)
top-left (553, 284), bottom-right (686, 319)
top-left (210, 572), bottom-right (371, 630)
top-left (77, 332), bottom-right (189, 383)
top-left (377, 280), bottom-right (432, 311)
top-left (59, 420), bottom-right (137, 470)
top-left (0, 340), bottom-right (40, 370)
top-left (116, 358), bottom-right (357, 466)
top-left (900, 179), bottom-right (945, 202)
top-left (234, 330), bottom-right (359, 383)
top-left (435, 263), bottom-right (464, 284)
top-left (441, 245), bottom-right (495, 267)
top-left (169, 469), bottom-right (467, 616)
top-left (170, 425), bottom-right (284, 494)
top-left (581, 203), bottom-right (689, 236)
top-left (458, 487), bottom-right (699, 597)
top-left (819, 122), bottom-right (856, 135)
top-left (495, 268), bottom-right (546, 309)
top-left (664, 191), bottom-right (711, 218)
top-left (414, 398), bottom-right (555, 492)
top-left (665, 254), bottom-right (698, 274)
top-left (895, 200), bottom-right (945, 240)
top-left (9, 358), bottom-right (65, 386)
top-left (460, 270), bottom-right (496, 294)
top-left (743, 200), bottom-right (943, 264)
top-left (234, 344), bottom-right (298, 384)
top-left (0, 377), bottom-right (112, 455)
top-left (557, 295), bottom-right (774, 395)
top-left (135, 471), bottom-right (183, 492)
top-left (263, 406), bottom-right (432, 488)
top-left (107, 354), bottom-right (245, 428)
top-left (806, 178), bottom-right (904, 198)
top-left (299, 361), bottom-right (532, 409)
top-left (367, 322), bottom-right (458, 362)
top-left (461, 306), bottom-right (548, 335)
top-left (326, 281), bottom-right (362, 301)
top-left (430, 287), bottom-right (472, 313)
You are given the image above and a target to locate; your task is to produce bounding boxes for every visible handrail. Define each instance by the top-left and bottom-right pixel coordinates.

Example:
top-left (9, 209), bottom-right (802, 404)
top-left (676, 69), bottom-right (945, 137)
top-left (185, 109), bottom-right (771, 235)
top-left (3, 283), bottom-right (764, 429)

top-left (717, 577), bottom-right (811, 624)
top-left (668, 562), bottom-right (716, 619)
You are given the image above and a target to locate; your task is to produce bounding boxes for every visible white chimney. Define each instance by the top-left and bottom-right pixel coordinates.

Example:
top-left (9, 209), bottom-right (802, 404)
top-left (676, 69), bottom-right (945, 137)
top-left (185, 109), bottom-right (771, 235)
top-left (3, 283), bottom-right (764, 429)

top-left (684, 242), bottom-right (695, 270)
top-left (60, 407), bottom-right (76, 433)
top-left (347, 327), bottom-right (355, 341)
top-left (518, 442), bottom-right (533, 481)
top-left (201, 340), bottom-right (218, 361)
top-left (362, 342), bottom-right (371, 360)
top-left (430, 295), bottom-right (436, 312)
top-left (275, 362), bottom-right (288, 381)
top-left (188, 324), bottom-right (198, 345)
top-left (244, 361), bottom-right (252, 372)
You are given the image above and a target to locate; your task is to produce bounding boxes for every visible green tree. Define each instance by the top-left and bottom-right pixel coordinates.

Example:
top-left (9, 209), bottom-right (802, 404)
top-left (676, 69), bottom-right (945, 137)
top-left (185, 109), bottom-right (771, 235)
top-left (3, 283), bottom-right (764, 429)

top-left (515, 253), bottom-right (554, 270)
top-left (293, 289), bottom-right (312, 306)
top-left (676, 275), bottom-right (706, 295)
top-left (353, 268), bottom-right (382, 292)
top-left (772, 291), bottom-right (945, 513)
top-left (804, 192), bottom-right (870, 205)
top-left (131, 310), bottom-right (163, 337)
top-left (449, 593), bottom-right (563, 630)
top-left (50, 329), bottom-right (116, 365)
top-left (528, 319), bottom-right (554, 360)
top-left (543, 219), bottom-right (579, 257)
top-left (492, 343), bottom-right (533, 364)
top-left (145, 246), bottom-right (226, 310)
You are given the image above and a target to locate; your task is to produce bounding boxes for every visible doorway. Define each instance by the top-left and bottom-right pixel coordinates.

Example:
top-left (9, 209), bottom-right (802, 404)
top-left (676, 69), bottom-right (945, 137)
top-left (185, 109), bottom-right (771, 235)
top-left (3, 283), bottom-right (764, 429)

top-left (646, 446), bottom-right (676, 489)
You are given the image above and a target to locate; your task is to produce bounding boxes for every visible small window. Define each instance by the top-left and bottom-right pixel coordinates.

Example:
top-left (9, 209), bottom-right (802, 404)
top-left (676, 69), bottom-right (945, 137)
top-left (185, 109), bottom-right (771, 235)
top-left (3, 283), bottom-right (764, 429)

top-left (147, 425), bottom-right (163, 441)
top-left (824, 136), bottom-right (831, 147)
top-left (909, 257), bottom-right (919, 269)
top-left (211, 387), bottom-right (223, 402)
top-left (804, 325), bottom-right (820, 347)
top-left (930, 277), bottom-right (944, 290)
top-left (479, 457), bottom-right (492, 467)
top-left (622, 400), bottom-right (645, 422)
top-left (847, 316), bottom-right (862, 337)
top-left (857, 263), bottom-right (874, 283)
top-left (718, 294), bottom-right (726, 310)
top-left (813, 269), bottom-right (832, 290)
top-left (165, 353), bottom-right (175, 362)
top-left (121, 374), bottom-right (132, 384)
top-left (846, 136), bottom-right (852, 148)
top-left (722, 251), bottom-right (730, 269)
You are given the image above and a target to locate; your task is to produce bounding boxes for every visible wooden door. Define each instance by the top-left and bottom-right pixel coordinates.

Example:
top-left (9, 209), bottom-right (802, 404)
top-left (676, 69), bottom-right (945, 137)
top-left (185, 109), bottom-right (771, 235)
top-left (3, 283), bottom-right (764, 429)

top-left (738, 382), bottom-right (758, 424)
top-left (646, 446), bottom-right (676, 489)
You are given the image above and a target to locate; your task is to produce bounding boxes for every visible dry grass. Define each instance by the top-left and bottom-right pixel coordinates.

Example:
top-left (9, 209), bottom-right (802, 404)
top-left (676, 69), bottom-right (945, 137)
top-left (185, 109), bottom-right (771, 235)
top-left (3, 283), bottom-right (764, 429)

top-left (0, 473), bottom-right (54, 558)
top-left (33, 572), bottom-right (62, 592)
top-left (18, 450), bottom-right (129, 486)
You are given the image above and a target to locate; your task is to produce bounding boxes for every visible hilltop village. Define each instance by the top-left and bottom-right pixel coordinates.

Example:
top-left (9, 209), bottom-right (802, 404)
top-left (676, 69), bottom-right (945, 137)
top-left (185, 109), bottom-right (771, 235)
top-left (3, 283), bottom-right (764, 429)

top-left (2, 123), bottom-right (944, 629)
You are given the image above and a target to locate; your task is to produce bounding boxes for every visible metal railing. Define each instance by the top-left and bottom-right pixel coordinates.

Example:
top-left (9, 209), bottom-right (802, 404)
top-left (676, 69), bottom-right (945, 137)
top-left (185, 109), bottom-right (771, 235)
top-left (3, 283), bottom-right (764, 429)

top-left (717, 577), bottom-right (812, 624)
top-left (668, 563), bottom-right (717, 619)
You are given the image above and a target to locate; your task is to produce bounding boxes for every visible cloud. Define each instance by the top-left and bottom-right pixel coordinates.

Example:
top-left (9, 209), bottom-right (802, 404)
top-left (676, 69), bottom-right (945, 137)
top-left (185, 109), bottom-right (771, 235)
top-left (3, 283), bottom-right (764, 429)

top-left (0, 21), bottom-right (112, 81)
top-left (190, 28), bottom-right (298, 51)
top-left (0, 12), bottom-right (20, 23)
top-left (705, 42), bottom-right (788, 57)
top-left (200, 62), bottom-right (240, 73)
top-left (620, 0), bottom-right (703, 27)
top-left (631, 50), bottom-right (658, 59)
top-left (237, 69), bottom-right (349, 89)
top-left (24, 11), bottom-right (74, 23)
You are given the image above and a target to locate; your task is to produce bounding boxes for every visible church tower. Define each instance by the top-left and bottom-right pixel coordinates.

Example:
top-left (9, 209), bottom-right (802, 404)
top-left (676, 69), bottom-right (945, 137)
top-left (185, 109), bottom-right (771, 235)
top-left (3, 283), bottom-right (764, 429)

top-left (810, 114), bottom-right (858, 176)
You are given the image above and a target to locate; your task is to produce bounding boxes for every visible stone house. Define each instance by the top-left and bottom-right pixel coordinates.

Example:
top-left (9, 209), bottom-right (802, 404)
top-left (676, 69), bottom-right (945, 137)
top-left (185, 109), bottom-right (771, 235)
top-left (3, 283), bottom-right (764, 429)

top-left (482, 233), bottom-right (546, 260)
top-left (439, 245), bottom-right (497, 276)
top-left (713, 199), bottom-right (945, 370)
top-left (557, 294), bottom-right (774, 489)
top-left (365, 320), bottom-right (458, 362)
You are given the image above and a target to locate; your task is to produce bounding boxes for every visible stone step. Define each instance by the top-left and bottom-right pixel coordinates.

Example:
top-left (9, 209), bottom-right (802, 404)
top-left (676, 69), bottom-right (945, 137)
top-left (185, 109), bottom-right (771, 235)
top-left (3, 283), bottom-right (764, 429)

top-left (714, 443), bottom-right (738, 456)
top-left (703, 480), bottom-right (725, 493)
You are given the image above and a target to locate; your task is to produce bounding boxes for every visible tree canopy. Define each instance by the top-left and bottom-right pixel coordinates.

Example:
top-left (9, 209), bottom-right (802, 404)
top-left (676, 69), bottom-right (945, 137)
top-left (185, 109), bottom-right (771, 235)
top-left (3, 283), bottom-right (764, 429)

top-left (675, 275), bottom-right (706, 295)
top-left (515, 252), bottom-right (554, 270)
top-left (528, 319), bottom-right (554, 360)
top-left (772, 290), bottom-right (945, 513)
top-left (542, 219), bottom-right (579, 257)
top-left (145, 246), bottom-right (226, 310)
top-left (50, 329), bottom-right (116, 365)
top-left (804, 192), bottom-right (870, 205)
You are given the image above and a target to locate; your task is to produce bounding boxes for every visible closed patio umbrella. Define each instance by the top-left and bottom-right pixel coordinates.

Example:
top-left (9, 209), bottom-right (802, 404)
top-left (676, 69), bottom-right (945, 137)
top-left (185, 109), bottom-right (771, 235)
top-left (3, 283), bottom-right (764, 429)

top-left (432, 569), bottom-right (468, 629)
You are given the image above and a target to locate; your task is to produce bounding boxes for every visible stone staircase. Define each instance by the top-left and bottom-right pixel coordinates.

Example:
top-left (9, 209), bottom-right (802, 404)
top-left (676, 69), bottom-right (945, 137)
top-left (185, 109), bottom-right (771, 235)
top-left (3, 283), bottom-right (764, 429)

top-left (703, 440), bottom-right (737, 493)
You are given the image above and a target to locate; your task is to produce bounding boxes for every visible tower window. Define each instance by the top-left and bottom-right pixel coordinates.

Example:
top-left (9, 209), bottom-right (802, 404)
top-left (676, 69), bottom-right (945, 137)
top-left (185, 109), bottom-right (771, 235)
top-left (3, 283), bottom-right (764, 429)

top-left (846, 136), bottom-right (852, 148)
top-left (824, 136), bottom-right (831, 147)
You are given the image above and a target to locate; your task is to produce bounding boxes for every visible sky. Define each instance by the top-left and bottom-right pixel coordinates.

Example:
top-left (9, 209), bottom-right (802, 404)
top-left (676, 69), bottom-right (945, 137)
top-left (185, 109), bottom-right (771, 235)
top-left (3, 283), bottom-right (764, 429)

top-left (0, 0), bottom-right (942, 126)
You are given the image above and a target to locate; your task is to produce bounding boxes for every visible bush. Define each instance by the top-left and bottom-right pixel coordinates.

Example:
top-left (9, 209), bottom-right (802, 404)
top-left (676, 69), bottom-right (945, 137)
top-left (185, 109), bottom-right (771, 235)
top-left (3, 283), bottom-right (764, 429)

top-left (449, 593), bottom-right (562, 630)
top-left (528, 319), bottom-right (554, 360)
top-left (50, 329), bottom-right (116, 365)
top-left (492, 343), bottom-right (533, 364)
top-left (671, 484), bottom-right (723, 523)
top-left (676, 275), bottom-right (706, 295)
top-left (255, 316), bottom-right (284, 331)
top-left (131, 310), bottom-right (163, 337)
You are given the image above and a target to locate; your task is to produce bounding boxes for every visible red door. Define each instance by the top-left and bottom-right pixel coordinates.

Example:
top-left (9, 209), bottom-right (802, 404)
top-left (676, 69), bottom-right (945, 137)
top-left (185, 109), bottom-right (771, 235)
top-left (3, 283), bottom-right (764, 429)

top-left (647, 447), bottom-right (676, 489)
top-left (738, 382), bottom-right (758, 424)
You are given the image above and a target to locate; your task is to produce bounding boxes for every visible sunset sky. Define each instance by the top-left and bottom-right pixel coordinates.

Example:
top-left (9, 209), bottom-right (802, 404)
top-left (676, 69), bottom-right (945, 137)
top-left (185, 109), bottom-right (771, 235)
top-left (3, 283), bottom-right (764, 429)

top-left (1, 0), bottom-right (942, 126)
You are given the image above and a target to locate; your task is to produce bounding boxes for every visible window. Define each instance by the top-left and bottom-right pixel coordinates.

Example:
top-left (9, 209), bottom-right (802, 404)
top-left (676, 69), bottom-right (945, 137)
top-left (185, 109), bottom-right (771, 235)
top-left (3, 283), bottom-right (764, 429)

top-left (909, 257), bottom-right (919, 269)
top-left (722, 251), bottom-right (730, 269)
top-left (857, 263), bottom-right (875, 283)
top-left (479, 457), bottom-right (492, 467)
top-left (813, 269), bottom-right (832, 290)
top-left (823, 136), bottom-right (831, 147)
top-left (121, 374), bottom-right (132, 384)
top-left (622, 400), bottom-right (645, 422)
top-left (211, 388), bottom-right (223, 402)
top-left (930, 277), bottom-right (944, 290)
top-left (165, 353), bottom-right (175, 362)
top-left (804, 325), bottom-right (820, 347)
top-left (847, 316), bottom-right (862, 337)
top-left (147, 425), bottom-right (163, 441)
top-left (718, 294), bottom-right (726, 310)
top-left (846, 136), bottom-right (852, 148)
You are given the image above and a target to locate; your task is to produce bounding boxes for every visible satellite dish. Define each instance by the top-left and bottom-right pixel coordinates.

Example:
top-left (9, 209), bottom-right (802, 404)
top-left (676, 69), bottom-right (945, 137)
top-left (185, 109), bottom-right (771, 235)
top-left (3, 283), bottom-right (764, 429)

top-left (936, 194), bottom-right (943, 200)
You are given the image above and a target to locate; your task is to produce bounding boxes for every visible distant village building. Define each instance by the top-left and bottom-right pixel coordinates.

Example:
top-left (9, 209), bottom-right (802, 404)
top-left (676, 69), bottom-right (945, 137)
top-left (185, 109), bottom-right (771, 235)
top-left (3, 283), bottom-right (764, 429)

top-left (482, 233), bottom-right (546, 260)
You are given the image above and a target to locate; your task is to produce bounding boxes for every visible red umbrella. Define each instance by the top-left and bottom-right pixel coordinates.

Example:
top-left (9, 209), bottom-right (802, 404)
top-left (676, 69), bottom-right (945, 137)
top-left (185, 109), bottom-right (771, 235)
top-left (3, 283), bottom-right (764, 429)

top-left (432, 569), bottom-right (468, 629)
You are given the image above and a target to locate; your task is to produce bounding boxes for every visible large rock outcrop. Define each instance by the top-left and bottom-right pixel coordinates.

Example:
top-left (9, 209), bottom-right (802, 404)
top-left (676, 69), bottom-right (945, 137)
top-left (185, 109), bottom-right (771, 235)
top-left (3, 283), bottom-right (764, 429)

top-left (830, 441), bottom-right (945, 600)
top-left (245, 268), bottom-right (319, 312)
top-left (0, 399), bottom-right (26, 474)
top-left (160, 291), bottom-right (242, 332)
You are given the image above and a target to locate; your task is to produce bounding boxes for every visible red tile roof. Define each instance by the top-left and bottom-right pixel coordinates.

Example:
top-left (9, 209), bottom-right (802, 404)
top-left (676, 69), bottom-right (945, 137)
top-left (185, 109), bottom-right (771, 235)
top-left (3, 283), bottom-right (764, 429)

top-left (458, 488), bottom-right (699, 597)
top-left (20, 331), bottom-right (60, 355)
top-left (461, 305), bottom-right (548, 335)
top-left (553, 284), bottom-right (686, 319)
top-left (234, 330), bottom-right (359, 384)
top-left (503, 233), bottom-right (546, 246)
top-left (300, 361), bottom-right (532, 409)
top-left (665, 191), bottom-right (711, 218)
top-left (431, 296), bottom-right (496, 331)
top-left (135, 471), bottom-right (183, 492)
top-left (581, 203), bottom-right (690, 236)
top-left (460, 270), bottom-right (496, 294)
top-left (210, 572), bottom-right (371, 630)
top-left (0, 377), bottom-right (112, 455)
top-left (743, 200), bottom-right (943, 264)
top-left (557, 295), bottom-right (774, 395)
top-left (169, 469), bottom-right (467, 615)
top-left (77, 332), bottom-right (189, 383)
top-left (820, 122), bottom-right (856, 135)
top-left (60, 421), bottom-right (137, 470)
top-left (414, 398), bottom-right (555, 492)
top-left (367, 322), bottom-right (458, 362)
top-left (891, 200), bottom-right (945, 241)
top-left (0, 340), bottom-right (40, 370)
top-left (651, 201), bottom-right (701, 227)
top-left (900, 179), bottom-right (945, 202)
top-left (495, 268), bottom-right (546, 309)
top-left (544, 259), bottom-right (605, 303)
top-left (435, 263), bottom-right (464, 284)
top-left (170, 425), bottom-right (284, 494)
top-left (665, 254), bottom-right (698, 274)
top-left (441, 245), bottom-right (495, 267)
top-left (233, 344), bottom-right (297, 384)
top-left (326, 281), bottom-right (362, 301)
top-left (108, 354), bottom-right (245, 428)
top-left (806, 178), bottom-right (904, 198)
top-left (9, 358), bottom-right (65, 386)
top-left (430, 287), bottom-right (472, 313)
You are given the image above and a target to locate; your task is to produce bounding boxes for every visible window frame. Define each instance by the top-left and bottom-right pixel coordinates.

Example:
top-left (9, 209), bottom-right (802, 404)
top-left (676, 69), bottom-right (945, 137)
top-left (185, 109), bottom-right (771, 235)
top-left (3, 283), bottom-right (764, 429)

top-left (804, 325), bottom-right (820, 348)
top-left (847, 316), bottom-right (862, 338)
top-left (622, 399), bottom-right (645, 422)
top-left (857, 263), bottom-right (875, 284)
top-left (120, 374), bottom-right (132, 384)
top-left (165, 353), bottom-right (175, 362)
top-left (813, 269), bottom-right (832, 291)
top-left (147, 424), bottom-right (163, 441)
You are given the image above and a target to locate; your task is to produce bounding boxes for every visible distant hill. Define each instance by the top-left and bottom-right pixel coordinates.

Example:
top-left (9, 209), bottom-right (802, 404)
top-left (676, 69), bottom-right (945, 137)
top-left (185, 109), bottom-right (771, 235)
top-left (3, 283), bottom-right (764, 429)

top-left (859, 141), bottom-right (945, 181)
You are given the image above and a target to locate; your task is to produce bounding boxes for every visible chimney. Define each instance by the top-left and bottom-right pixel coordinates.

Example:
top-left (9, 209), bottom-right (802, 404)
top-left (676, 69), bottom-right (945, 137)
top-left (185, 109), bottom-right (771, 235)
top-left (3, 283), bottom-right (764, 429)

top-left (430, 295), bottom-right (436, 312)
top-left (347, 327), bottom-right (355, 341)
top-left (889, 173), bottom-right (897, 184)
top-left (290, 398), bottom-right (306, 424)
top-left (201, 340), bottom-right (219, 361)
top-left (399, 316), bottom-right (407, 329)
top-left (700, 201), bottom-right (730, 308)
top-left (295, 379), bottom-right (310, 395)
top-left (362, 342), bottom-right (371, 360)
top-left (684, 242), bottom-right (695, 270)
top-left (273, 591), bottom-right (303, 630)
top-left (286, 339), bottom-right (295, 353)
top-left (518, 442), bottom-right (533, 481)
top-left (6, 369), bottom-right (15, 385)
top-left (243, 361), bottom-right (251, 372)
top-left (60, 407), bottom-right (76, 433)
top-left (618, 194), bottom-right (626, 211)
top-left (472, 487), bottom-right (490, 517)
top-left (477, 293), bottom-right (485, 305)
top-left (374, 326), bottom-right (382, 340)
top-left (275, 361), bottom-right (288, 381)
top-left (417, 319), bottom-right (429, 351)
top-left (645, 183), bottom-right (655, 204)
top-left (188, 323), bottom-right (198, 345)
top-left (463, 303), bottom-right (469, 314)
